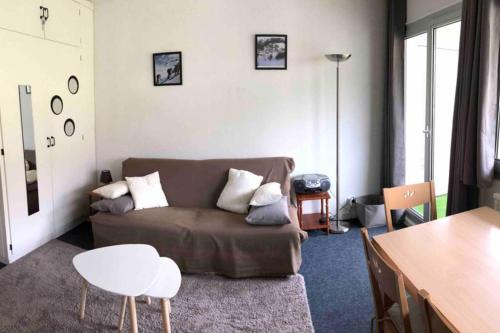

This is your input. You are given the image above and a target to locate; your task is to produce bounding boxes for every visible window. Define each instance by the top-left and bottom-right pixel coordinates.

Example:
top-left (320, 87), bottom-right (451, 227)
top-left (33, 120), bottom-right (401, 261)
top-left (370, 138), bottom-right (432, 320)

top-left (404, 4), bottom-right (461, 220)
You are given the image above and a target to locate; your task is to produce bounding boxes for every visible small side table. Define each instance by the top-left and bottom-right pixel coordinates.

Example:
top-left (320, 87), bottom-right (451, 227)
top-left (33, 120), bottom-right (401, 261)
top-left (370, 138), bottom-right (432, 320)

top-left (296, 192), bottom-right (331, 234)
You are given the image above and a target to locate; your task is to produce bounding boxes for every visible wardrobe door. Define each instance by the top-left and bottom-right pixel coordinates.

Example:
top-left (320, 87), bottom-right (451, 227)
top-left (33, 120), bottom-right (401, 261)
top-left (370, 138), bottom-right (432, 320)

top-left (0, 0), bottom-right (44, 39)
top-left (0, 30), bottom-right (54, 261)
top-left (48, 42), bottom-right (92, 235)
top-left (43, 0), bottom-right (80, 47)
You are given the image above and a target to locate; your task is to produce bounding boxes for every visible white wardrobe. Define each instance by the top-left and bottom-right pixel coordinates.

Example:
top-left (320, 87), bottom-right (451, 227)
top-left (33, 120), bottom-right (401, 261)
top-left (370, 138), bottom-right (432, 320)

top-left (0, 0), bottom-right (95, 263)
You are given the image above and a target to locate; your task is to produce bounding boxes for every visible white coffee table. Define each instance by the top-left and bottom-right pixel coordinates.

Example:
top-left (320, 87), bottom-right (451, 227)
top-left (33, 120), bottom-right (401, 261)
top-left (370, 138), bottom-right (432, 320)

top-left (73, 244), bottom-right (161, 333)
top-left (118, 257), bottom-right (182, 333)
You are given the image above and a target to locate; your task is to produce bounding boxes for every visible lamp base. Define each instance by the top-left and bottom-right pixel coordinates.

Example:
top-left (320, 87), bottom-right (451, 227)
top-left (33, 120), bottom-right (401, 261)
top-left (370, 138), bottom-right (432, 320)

top-left (329, 221), bottom-right (350, 234)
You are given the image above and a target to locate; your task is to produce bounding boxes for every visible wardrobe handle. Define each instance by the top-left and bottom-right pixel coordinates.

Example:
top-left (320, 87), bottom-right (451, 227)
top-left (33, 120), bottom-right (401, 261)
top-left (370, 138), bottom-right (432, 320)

top-left (46, 137), bottom-right (51, 148)
top-left (50, 136), bottom-right (55, 147)
top-left (40, 6), bottom-right (44, 21)
top-left (44, 7), bottom-right (49, 21)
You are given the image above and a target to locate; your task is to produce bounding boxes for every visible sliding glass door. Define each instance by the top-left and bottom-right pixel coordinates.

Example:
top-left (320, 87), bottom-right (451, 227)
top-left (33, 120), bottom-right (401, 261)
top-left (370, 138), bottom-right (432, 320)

top-left (404, 16), bottom-right (461, 220)
top-left (432, 22), bottom-right (461, 218)
top-left (404, 33), bottom-right (427, 188)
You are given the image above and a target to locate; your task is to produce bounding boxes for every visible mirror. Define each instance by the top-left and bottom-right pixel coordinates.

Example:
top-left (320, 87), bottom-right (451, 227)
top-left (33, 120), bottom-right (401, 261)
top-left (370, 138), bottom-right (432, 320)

top-left (18, 85), bottom-right (39, 215)
top-left (51, 95), bottom-right (63, 115)
top-left (64, 118), bottom-right (75, 136)
top-left (68, 75), bottom-right (79, 94)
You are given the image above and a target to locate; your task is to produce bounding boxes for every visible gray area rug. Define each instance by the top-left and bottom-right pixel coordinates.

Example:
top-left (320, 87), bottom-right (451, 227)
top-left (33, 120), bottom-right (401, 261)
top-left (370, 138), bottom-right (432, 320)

top-left (0, 240), bottom-right (313, 332)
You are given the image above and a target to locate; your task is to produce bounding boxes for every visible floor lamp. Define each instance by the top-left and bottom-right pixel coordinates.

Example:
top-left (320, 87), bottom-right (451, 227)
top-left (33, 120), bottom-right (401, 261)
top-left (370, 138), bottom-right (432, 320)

top-left (325, 53), bottom-right (351, 234)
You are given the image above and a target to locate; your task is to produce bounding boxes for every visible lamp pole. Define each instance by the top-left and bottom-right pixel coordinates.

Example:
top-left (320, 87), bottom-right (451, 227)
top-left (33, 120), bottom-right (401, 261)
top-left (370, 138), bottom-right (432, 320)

top-left (325, 54), bottom-right (351, 234)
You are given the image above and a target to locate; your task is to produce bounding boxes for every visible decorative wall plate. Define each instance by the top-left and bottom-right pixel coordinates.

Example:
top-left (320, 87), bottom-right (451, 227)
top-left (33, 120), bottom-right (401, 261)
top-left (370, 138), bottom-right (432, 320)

top-left (68, 75), bottom-right (79, 94)
top-left (64, 118), bottom-right (75, 136)
top-left (50, 95), bottom-right (63, 115)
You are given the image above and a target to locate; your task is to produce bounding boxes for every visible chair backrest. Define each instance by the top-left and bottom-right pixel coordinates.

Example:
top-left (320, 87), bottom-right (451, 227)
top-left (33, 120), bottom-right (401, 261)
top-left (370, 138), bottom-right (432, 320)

top-left (417, 289), bottom-right (458, 333)
top-left (360, 228), bottom-right (412, 333)
top-left (383, 181), bottom-right (437, 231)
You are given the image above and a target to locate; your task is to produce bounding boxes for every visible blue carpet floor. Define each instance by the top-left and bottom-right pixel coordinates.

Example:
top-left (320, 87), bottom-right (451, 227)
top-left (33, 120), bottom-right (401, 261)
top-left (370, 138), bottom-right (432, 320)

top-left (299, 224), bottom-right (386, 333)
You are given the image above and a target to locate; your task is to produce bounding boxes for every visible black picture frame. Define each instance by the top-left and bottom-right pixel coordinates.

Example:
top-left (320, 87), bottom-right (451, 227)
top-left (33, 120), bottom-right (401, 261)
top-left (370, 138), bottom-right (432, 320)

top-left (255, 34), bottom-right (287, 70)
top-left (153, 52), bottom-right (183, 86)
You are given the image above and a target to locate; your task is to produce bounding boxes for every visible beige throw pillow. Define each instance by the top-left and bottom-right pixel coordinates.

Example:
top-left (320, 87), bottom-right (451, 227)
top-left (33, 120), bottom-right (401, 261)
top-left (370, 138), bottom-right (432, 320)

top-left (250, 182), bottom-right (282, 206)
top-left (217, 168), bottom-right (263, 214)
top-left (125, 171), bottom-right (168, 210)
top-left (93, 180), bottom-right (129, 199)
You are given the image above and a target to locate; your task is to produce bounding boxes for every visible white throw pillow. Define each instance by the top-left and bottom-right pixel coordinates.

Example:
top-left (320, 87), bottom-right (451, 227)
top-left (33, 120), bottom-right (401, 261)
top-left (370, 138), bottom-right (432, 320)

top-left (93, 180), bottom-right (129, 199)
top-left (250, 182), bottom-right (282, 206)
top-left (125, 171), bottom-right (168, 210)
top-left (217, 168), bottom-right (263, 214)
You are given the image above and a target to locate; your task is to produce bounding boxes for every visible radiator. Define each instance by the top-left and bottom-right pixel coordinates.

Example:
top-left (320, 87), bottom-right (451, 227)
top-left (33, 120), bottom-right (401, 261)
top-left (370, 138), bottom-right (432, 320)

top-left (495, 193), bottom-right (500, 212)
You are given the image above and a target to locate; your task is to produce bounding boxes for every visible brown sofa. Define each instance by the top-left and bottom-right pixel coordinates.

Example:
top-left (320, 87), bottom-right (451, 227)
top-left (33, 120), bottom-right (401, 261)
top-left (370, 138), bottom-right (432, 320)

top-left (90, 157), bottom-right (307, 278)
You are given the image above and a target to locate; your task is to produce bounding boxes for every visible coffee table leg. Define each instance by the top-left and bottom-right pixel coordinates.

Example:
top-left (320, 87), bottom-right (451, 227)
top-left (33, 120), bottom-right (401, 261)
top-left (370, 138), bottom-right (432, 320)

top-left (128, 296), bottom-right (138, 333)
top-left (118, 296), bottom-right (127, 331)
top-left (79, 279), bottom-right (89, 320)
top-left (160, 298), bottom-right (171, 333)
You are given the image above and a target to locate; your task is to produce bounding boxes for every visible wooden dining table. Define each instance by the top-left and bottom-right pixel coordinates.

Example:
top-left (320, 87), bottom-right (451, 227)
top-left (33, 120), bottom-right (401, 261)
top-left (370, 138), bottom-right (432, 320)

top-left (373, 207), bottom-right (500, 333)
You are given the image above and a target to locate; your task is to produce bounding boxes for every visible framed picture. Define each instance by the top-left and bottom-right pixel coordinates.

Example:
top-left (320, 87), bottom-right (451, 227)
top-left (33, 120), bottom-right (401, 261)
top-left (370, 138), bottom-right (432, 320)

top-left (153, 52), bottom-right (182, 86)
top-left (255, 34), bottom-right (287, 70)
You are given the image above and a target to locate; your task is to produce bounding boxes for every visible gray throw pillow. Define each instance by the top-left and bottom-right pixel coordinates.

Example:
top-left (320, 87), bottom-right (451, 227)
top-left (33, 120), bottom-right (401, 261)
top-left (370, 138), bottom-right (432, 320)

top-left (245, 196), bottom-right (291, 225)
top-left (91, 195), bottom-right (134, 215)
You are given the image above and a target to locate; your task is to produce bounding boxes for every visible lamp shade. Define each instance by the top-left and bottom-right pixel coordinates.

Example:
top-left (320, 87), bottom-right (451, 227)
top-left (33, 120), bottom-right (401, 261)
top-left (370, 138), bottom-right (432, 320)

top-left (100, 170), bottom-right (112, 184)
top-left (325, 54), bottom-right (352, 62)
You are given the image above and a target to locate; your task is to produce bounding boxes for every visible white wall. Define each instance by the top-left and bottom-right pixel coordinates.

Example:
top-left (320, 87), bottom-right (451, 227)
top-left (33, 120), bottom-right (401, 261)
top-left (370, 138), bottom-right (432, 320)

top-left (407, 0), bottom-right (461, 23)
top-left (94, 0), bottom-right (386, 212)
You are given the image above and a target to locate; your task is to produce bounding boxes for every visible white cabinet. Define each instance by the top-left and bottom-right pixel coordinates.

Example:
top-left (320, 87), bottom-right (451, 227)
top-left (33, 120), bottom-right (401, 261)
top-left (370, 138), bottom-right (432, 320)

top-left (0, 0), bottom-right (83, 47)
top-left (0, 0), bottom-right (44, 38)
top-left (0, 1), bottom-right (94, 262)
top-left (43, 0), bottom-right (81, 46)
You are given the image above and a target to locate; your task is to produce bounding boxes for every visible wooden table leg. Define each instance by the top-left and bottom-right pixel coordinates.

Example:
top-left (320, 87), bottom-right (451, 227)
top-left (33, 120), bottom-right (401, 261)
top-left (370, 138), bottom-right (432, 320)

top-left (128, 296), bottom-right (138, 333)
top-left (79, 279), bottom-right (89, 320)
top-left (160, 298), bottom-right (171, 333)
top-left (118, 296), bottom-right (127, 331)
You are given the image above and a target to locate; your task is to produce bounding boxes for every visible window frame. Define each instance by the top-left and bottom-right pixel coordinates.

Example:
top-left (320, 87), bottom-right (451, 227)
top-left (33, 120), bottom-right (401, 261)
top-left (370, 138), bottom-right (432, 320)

top-left (496, 96), bottom-right (500, 179)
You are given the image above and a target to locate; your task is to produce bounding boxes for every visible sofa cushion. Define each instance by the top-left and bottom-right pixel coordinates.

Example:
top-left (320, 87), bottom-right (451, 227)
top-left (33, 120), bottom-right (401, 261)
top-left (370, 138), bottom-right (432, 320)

top-left (91, 195), bottom-right (134, 215)
top-left (250, 182), bottom-right (282, 206)
top-left (216, 168), bottom-right (263, 214)
top-left (91, 206), bottom-right (307, 278)
top-left (93, 181), bottom-right (129, 199)
top-left (246, 196), bottom-right (291, 225)
top-left (126, 171), bottom-right (168, 210)
top-left (122, 157), bottom-right (294, 209)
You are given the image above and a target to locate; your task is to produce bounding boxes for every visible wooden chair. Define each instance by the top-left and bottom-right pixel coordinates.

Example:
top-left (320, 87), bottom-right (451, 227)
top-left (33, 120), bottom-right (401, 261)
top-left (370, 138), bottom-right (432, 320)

top-left (360, 228), bottom-right (416, 333)
top-left (383, 181), bottom-right (437, 232)
top-left (417, 289), bottom-right (458, 333)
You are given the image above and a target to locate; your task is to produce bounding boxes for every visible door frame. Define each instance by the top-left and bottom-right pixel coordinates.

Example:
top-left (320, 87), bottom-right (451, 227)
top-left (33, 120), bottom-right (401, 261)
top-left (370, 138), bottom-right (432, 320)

top-left (0, 107), bottom-right (13, 263)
